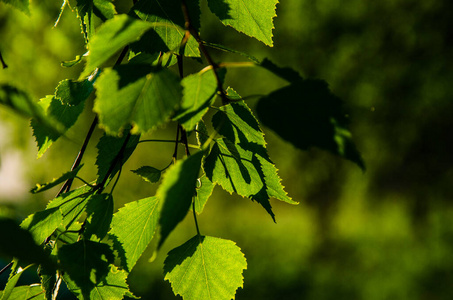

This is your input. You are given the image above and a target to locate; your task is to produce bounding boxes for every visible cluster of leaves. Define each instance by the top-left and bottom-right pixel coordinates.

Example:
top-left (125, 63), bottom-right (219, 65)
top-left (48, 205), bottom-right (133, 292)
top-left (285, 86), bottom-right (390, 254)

top-left (0, 0), bottom-right (363, 299)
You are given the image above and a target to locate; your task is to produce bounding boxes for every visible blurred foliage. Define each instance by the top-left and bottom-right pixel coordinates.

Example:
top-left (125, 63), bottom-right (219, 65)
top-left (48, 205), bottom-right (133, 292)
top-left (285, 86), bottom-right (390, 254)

top-left (1, 0), bottom-right (453, 299)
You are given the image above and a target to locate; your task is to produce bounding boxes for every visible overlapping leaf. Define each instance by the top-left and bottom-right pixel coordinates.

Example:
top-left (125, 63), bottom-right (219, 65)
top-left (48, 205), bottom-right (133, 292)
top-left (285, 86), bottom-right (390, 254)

top-left (46, 186), bottom-right (92, 229)
top-left (206, 97), bottom-right (295, 219)
top-left (20, 208), bottom-right (63, 244)
top-left (131, 166), bottom-right (161, 183)
top-left (0, 0), bottom-right (29, 14)
top-left (31, 165), bottom-right (84, 193)
top-left (84, 194), bottom-right (114, 241)
top-left (55, 78), bottom-right (94, 106)
top-left (94, 64), bottom-right (182, 135)
top-left (109, 196), bottom-right (160, 271)
top-left (174, 69), bottom-right (224, 131)
top-left (256, 79), bottom-right (365, 170)
top-left (0, 285), bottom-right (45, 300)
top-left (31, 95), bottom-right (85, 158)
top-left (207, 0), bottom-right (278, 46)
top-left (130, 0), bottom-right (200, 57)
top-left (157, 151), bottom-right (204, 248)
top-left (95, 133), bottom-right (140, 184)
top-left (0, 218), bottom-right (50, 266)
top-left (63, 266), bottom-right (133, 300)
top-left (164, 235), bottom-right (247, 300)
top-left (194, 174), bottom-right (214, 215)
top-left (81, 14), bottom-right (154, 77)
top-left (58, 240), bottom-right (114, 298)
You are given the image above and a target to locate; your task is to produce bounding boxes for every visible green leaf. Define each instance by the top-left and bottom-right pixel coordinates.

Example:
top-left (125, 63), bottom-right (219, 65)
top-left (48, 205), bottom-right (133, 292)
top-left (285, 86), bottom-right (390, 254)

top-left (75, 0), bottom-right (95, 43)
top-left (46, 186), bottom-right (92, 229)
top-left (130, 0), bottom-right (200, 57)
top-left (93, 0), bottom-right (116, 20)
top-left (194, 174), bottom-right (214, 215)
top-left (203, 41), bottom-right (259, 63)
top-left (131, 166), bottom-right (161, 183)
top-left (164, 235), bottom-right (247, 300)
top-left (0, 85), bottom-right (63, 135)
top-left (95, 133), bottom-right (140, 184)
top-left (63, 266), bottom-right (133, 300)
top-left (0, 218), bottom-right (50, 266)
top-left (94, 65), bottom-right (182, 135)
top-left (109, 196), bottom-right (159, 271)
top-left (258, 58), bottom-right (303, 82)
top-left (157, 151), bottom-right (204, 249)
top-left (256, 79), bottom-right (365, 170)
top-left (204, 138), bottom-right (263, 198)
top-left (207, 0), bottom-right (278, 46)
top-left (196, 120), bottom-right (210, 149)
top-left (20, 208), bottom-right (63, 244)
top-left (174, 69), bottom-right (223, 131)
top-left (0, 0), bottom-right (29, 14)
top-left (0, 264), bottom-right (34, 300)
top-left (31, 95), bottom-right (85, 158)
top-left (55, 78), bottom-right (94, 106)
top-left (81, 14), bottom-right (154, 77)
top-left (0, 285), bottom-right (45, 300)
top-left (30, 165), bottom-right (84, 193)
top-left (39, 262), bottom-right (57, 300)
top-left (84, 194), bottom-right (114, 241)
top-left (58, 240), bottom-right (114, 298)
top-left (212, 97), bottom-right (266, 146)
top-left (61, 54), bottom-right (84, 68)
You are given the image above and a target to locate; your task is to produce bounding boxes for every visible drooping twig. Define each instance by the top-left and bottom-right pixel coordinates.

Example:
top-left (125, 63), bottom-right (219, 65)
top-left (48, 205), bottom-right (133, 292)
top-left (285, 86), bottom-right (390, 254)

top-left (0, 51), bottom-right (8, 69)
top-left (180, 0), bottom-right (230, 105)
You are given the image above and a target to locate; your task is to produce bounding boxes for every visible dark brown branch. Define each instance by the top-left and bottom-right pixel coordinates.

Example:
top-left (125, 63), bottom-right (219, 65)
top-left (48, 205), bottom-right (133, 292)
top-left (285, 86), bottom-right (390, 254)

top-left (0, 51), bottom-right (7, 69)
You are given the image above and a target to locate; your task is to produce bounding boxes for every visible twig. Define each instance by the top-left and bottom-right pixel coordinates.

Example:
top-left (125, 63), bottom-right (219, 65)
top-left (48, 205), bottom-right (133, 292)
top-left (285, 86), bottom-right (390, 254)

top-left (0, 51), bottom-right (7, 69)
top-left (180, 0), bottom-right (230, 105)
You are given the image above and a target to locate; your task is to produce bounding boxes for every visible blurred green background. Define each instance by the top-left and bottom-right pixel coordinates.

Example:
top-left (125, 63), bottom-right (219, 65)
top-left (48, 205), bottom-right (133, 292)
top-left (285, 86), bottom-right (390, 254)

top-left (1, 0), bottom-right (453, 299)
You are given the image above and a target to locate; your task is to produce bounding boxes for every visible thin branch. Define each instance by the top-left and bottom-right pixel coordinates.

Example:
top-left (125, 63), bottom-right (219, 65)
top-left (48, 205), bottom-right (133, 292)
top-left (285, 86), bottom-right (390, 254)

top-left (192, 200), bottom-right (201, 236)
top-left (180, 0), bottom-right (230, 105)
top-left (0, 51), bottom-right (7, 69)
top-left (0, 262), bottom-right (12, 276)
top-left (138, 139), bottom-right (178, 144)
top-left (96, 132), bottom-right (132, 193)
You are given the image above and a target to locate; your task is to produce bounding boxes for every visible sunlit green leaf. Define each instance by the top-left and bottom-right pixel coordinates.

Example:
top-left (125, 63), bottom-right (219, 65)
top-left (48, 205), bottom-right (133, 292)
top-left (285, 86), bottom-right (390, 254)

top-left (212, 97), bottom-right (266, 146)
top-left (84, 194), bottom-right (114, 241)
top-left (157, 151), bottom-right (203, 249)
top-left (0, 284), bottom-right (45, 300)
top-left (55, 78), bottom-right (94, 106)
top-left (194, 174), bottom-right (214, 215)
top-left (93, 0), bottom-right (116, 20)
top-left (46, 186), bottom-right (92, 229)
top-left (130, 0), bottom-right (200, 57)
top-left (174, 69), bottom-right (223, 131)
top-left (20, 208), bottom-right (63, 244)
top-left (31, 95), bottom-right (85, 158)
top-left (131, 166), bottom-right (161, 183)
top-left (164, 235), bottom-right (247, 300)
top-left (94, 65), bottom-right (182, 135)
top-left (30, 165), bottom-right (84, 194)
top-left (256, 79), bottom-right (365, 170)
top-left (81, 14), bottom-right (154, 77)
top-left (204, 138), bottom-right (263, 197)
top-left (109, 196), bottom-right (160, 271)
top-left (207, 0), bottom-right (277, 46)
